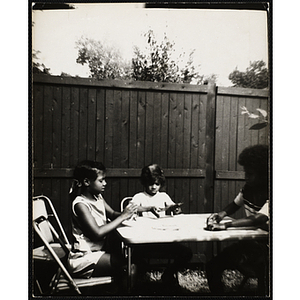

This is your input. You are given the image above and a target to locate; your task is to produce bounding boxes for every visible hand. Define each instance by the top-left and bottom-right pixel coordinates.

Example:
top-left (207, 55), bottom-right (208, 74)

top-left (206, 211), bottom-right (226, 225)
top-left (165, 203), bottom-right (183, 215)
top-left (205, 222), bottom-right (227, 231)
top-left (173, 207), bottom-right (182, 215)
top-left (149, 206), bottom-right (160, 218)
top-left (121, 202), bottom-right (138, 220)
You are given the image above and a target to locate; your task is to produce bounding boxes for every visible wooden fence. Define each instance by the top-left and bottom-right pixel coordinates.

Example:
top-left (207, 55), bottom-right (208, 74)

top-left (32, 74), bottom-right (269, 260)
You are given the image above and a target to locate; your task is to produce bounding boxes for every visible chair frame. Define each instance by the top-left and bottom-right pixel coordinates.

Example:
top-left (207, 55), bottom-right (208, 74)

top-left (120, 197), bottom-right (133, 212)
top-left (120, 197), bottom-right (133, 259)
top-left (33, 195), bottom-right (113, 295)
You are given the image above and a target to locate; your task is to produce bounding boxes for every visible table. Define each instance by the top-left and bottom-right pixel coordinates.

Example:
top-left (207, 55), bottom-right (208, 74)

top-left (117, 213), bottom-right (268, 291)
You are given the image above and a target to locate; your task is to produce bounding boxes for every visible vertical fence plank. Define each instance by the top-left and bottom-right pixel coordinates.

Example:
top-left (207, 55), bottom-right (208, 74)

top-left (204, 82), bottom-right (217, 212)
top-left (119, 178), bottom-right (129, 206)
top-left (96, 88), bottom-right (105, 162)
top-left (228, 96), bottom-right (239, 210)
top-left (70, 86), bottom-right (80, 167)
top-left (113, 89), bottom-right (122, 167)
top-left (215, 95), bottom-right (223, 171)
top-left (137, 91), bottom-right (146, 167)
top-left (175, 92), bottom-right (184, 168)
top-left (87, 88), bottom-right (97, 160)
top-left (228, 96), bottom-right (238, 171)
top-left (105, 89), bottom-right (114, 167)
top-left (189, 178), bottom-right (198, 213)
top-left (33, 179), bottom-right (43, 196)
top-left (53, 86), bottom-right (62, 168)
top-left (183, 93), bottom-right (192, 168)
top-left (43, 85), bottom-right (53, 168)
top-left (191, 93), bottom-right (200, 168)
top-left (78, 87), bottom-right (88, 161)
top-left (160, 92), bottom-right (169, 169)
top-left (129, 90), bottom-right (138, 168)
top-left (145, 91), bottom-right (154, 165)
top-left (128, 178), bottom-right (138, 198)
top-left (33, 84), bottom-right (44, 168)
top-left (121, 90), bottom-right (130, 167)
top-left (60, 178), bottom-right (72, 236)
top-left (110, 179), bottom-right (120, 210)
top-left (221, 96), bottom-right (230, 170)
top-left (199, 93), bottom-right (207, 168)
top-left (104, 178), bottom-right (112, 205)
top-left (168, 93), bottom-right (176, 168)
top-left (61, 86), bottom-right (70, 167)
top-left (153, 92), bottom-right (162, 165)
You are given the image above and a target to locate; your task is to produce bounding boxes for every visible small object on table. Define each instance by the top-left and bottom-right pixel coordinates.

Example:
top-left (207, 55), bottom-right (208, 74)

top-left (150, 207), bottom-right (160, 218)
top-left (165, 202), bottom-right (183, 215)
top-left (204, 218), bottom-right (232, 231)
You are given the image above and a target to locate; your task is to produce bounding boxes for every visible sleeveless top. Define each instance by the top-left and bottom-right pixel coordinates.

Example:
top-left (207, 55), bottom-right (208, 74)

top-left (234, 184), bottom-right (269, 218)
top-left (67, 194), bottom-right (107, 278)
top-left (71, 194), bottom-right (107, 252)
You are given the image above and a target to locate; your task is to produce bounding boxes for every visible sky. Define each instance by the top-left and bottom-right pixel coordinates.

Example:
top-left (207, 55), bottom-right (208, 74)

top-left (32, 3), bottom-right (268, 86)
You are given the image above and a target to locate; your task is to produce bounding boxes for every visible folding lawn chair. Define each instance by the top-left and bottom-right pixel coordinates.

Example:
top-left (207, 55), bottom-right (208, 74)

top-left (120, 197), bottom-right (133, 212)
top-left (32, 195), bottom-right (113, 295)
top-left (120, 197), bottom-right (133, 258)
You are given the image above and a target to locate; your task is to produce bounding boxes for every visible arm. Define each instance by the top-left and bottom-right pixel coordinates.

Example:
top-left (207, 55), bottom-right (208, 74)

top-left (228, 201), bottom-right (269, 229)
top-left (227, 213), bottom-right (269, 228)
top-left (207, 201), bottom-right (240, 224)
top-left (104, 201), bottom-right (121, 220)
top-left (221, 201), bottom-right (241, 217)
top-left (131, 194), bottom-right (161, 214)
top-left (74, 202), bottom-right (137, 241)
top-left (136, 205), bottom-right (158, 213)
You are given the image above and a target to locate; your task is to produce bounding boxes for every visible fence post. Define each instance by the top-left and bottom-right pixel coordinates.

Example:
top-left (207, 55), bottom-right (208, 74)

top-left (204, 81), bottom-right (217, 212)
top-left (203, 81), bottom-right (217, 262)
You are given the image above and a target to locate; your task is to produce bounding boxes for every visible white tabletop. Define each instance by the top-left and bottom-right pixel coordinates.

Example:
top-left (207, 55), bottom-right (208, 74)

top-left (117, 214), bottom-right (268, 244)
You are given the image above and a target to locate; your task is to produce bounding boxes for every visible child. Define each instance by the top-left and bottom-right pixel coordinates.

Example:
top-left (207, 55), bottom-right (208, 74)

top-left (131, 164), bottom-right (182, 217)
top-left (131, 164), bottom-right (192, 288)
top-left (67, 160), bottom-right (138, 288)
top-left (205, 145), bottom-right (269, 295)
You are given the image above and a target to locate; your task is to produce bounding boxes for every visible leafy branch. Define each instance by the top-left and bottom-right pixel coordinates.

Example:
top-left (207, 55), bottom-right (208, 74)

top-left (240, 106), bottom-right (268, 130)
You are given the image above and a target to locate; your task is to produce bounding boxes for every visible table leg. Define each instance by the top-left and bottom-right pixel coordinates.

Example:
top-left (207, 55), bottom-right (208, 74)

top-left (127, 245), bottom-right (132, 293)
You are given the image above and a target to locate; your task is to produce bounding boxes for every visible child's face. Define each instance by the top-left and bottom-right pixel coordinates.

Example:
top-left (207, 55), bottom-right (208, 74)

top-left (87, 172), bottom-right (107, 195)
top-left (145, 181), bottom-right (161, 196)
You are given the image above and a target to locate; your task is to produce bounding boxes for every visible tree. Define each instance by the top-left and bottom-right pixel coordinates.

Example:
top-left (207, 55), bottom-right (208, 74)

top-left (75, 32), bottom-right (216, 84)
top-left (228, 60), bottom-right (269, 89)
top-left (75, 37), bottom-right (131, 80)
top-left (132, 30), bottom-right (203, 84)
top-left (32, 50), bottom-right (51, 74)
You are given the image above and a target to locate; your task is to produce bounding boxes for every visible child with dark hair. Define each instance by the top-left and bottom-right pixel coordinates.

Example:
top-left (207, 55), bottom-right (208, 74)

top-left (205, 145), bottom-right (269, 295)
top-left (67, 160), bottom-right (138, 289)
top-left (132, 164), bottom-right (181, 217)
top-left (131, 164), bottom-right (192, 289)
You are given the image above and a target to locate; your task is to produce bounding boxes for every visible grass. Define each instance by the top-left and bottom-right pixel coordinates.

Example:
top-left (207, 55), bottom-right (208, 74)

top-left (129, 267), bottom-right (260, 296)
top-left (35, 265), bottom-right (262, 296)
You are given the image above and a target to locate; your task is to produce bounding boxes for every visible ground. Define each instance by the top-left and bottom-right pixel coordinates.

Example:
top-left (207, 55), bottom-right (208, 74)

top-left (130, 267), bottom-right (260, 296)
top-left (35, 265), bottom-right (265, 296)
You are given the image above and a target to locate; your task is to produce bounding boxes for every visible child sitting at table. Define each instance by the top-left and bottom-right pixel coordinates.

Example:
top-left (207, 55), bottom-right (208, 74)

top-left (131, 164), bottom-right (192, 289)
top-left (67, 160), bottom-right (138, 291)
top-left (205, 145), bottom-right (269, 295)
top-left (131, 164), bottom-right (182, 217)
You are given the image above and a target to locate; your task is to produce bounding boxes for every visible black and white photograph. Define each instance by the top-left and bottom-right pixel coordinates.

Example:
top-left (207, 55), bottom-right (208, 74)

top-left (30, 1), bottom-right (273, 298)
